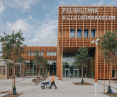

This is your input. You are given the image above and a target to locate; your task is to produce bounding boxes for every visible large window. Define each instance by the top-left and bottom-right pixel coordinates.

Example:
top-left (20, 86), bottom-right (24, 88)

top-left (91, 29), bottom-right (96, 37)
top-left (27, 52), bottom-right (30, 56)
top-left (54, 52), bottom-right (56, 56)
top-left (39, 52), bottom-right (43, 56)
top-left (84, 29), bottom-right (89, 38)
top-left (31, 52), bottom-right (33, 56)
top-left (47, 60), bottom-right (56, 75)
top-left (47, 52), bottom-right (56, 56)
top-left (77, 29), bottom-right (82, 38)
top-left (112, 70), bottom-right (116, 78)
top-left (70, 29), bottom-right (75, 37)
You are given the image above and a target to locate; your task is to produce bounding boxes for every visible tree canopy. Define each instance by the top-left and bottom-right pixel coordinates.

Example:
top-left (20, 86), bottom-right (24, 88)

top-left (74, 47), bottom-right (91, 68)
top-left (99, 30), bottom-right (117, 64)
top-left (0, 30), bottom-right (26, 67)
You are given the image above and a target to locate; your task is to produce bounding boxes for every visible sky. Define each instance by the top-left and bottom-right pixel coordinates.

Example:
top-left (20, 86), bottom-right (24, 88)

top-left (0, 0), bottom-right (116, 52)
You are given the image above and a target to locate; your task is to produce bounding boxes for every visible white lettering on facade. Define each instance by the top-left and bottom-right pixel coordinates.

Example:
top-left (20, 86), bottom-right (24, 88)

top-left (111, 16), bottom-right (115, 20)
top-left (91, 8), bottom-right (94, 13)
top-left (62, 7), bottom-right (115, 20)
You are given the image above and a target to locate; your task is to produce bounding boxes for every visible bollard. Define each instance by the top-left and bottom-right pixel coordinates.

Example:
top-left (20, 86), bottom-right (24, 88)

top-left (13, 86), bottom-right (16, 95)
top-left (107, 86), bottom-right (112, 94)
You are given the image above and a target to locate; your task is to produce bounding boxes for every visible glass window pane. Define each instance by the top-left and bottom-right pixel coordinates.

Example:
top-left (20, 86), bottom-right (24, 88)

top-left (77, 29), bottom-right (82, 37)
top-left (41, 52), bottom-right (43, 56)
top-left (91, 29), bottom-right (95, 37)
top-left (47, 52), bottom-right (49, 56)
top-left (31, 52), bottom-right (33, 56)
top-left (84, 29), bottom-right (89, 37)
top-left (27, 52), bottom-right (30, 56)
top-left (70, 29), bottom-right (75, 37)
top-left (54, 52), bottom-right (56, 56)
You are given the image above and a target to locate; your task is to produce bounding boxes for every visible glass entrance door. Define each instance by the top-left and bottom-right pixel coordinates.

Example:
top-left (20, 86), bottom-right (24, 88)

top-left (65, 69), bottom-right (70, 78)
top-left (74, 69), bottom-right (79, 78)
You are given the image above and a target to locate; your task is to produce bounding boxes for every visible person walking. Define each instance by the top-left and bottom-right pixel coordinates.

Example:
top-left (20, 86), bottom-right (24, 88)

top-left (50, 75), bottom-right (57, 89)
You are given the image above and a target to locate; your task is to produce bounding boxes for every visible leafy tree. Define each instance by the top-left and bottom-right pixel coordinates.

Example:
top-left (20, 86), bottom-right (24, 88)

top-left (73, 47), bottom-right (91, 84)
top-left (99, 30), bottom-right (117, 93)
top-left (33, 50), bottom-right (47, 76)
top-left (0, 30), bottom-right (26, 90)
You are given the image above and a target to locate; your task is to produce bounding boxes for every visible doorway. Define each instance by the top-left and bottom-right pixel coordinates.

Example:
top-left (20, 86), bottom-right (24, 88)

top-left (74, 69), bottom-right (79, 78)
top-left (65, 69), bottom-right (70, 78)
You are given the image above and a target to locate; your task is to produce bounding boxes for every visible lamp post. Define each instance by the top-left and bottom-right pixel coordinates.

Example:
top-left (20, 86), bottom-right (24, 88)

top-left (91, 38), bottom-right (100, 97)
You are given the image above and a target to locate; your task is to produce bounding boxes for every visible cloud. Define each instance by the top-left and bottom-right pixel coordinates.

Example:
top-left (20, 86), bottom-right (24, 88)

top-left (57, 0), bottom-right (83, 6)
top-left (6, 18), bottom-right (57, 46)
top-left (29, 19), bottom-right (57, 46)
top-left (6, 19), bottom-right (35, 40)
top-left (92, 0), bottom-right (103, 6)
top-left (108, 1), bottom-right (116, 6)
top-left (0, 1), bottom-right (5, 14)
top-left (29, 15), bottom-right (32, 20)
top-left (4, 0), bottom-right (39, 12)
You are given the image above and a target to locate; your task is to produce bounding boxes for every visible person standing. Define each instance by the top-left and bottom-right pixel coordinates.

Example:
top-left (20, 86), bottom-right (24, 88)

top-left (50, 75), bottom-right (57, 89)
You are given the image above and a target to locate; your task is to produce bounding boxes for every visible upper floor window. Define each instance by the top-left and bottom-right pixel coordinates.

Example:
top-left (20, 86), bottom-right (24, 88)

top-left (84, 29), bottom-right (89, 38)
top-left (27, 52), bottom-right (30, 56)
top-left (91, 29), bottom-right (96, 37)
top-left (77, 29), bottom-right (82, 38)
top-left (47, 52), bottom-right (56, 56)
top-left (70, 29), bottom-right (75, 37)
top-left (31, 52), bottom-right (33, 56)
top-left (50, 52), bottom-right (53, 56)
top-left (33, 52), bottom-right (43, 56)
top-left (41, 52), bottom-right (43, 56)
top-left (47, 52), bottom-right (49, 56)
top-left (54, 52), bottom-right (56, 56)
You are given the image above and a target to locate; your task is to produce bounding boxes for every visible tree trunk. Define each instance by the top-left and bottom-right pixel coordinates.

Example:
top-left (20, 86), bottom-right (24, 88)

top-left (36, 64), bottom-right (37, 75)
top-left (38, 67), bottom-right (40, 76)
top-left (82, 66), bottom-right (83, 79)
top-left (43, 68), bottom-right (44, 75)
top-left (14, 59), bottom-right (15, 86)
top-left (109, 67), bottom-right (111, 86)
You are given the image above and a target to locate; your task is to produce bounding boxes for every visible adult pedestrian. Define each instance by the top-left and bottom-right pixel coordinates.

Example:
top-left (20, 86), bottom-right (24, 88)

top-left (50, 75), bottom-right (57, 89)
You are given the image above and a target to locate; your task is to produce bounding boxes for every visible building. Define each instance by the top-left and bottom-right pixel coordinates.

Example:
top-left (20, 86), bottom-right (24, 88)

top-left (1, 5), bottom-right (117, 80)
top-left (57, 5), bottom-right (117, 80)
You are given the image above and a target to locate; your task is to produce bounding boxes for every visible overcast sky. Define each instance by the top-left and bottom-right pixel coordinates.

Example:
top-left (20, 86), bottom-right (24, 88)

top-left (0, 0), bottom-right (116, 52)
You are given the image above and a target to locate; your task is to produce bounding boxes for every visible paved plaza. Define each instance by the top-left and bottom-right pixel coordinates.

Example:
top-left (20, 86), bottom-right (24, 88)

top-left (0, 76), bottom-right (117, 97)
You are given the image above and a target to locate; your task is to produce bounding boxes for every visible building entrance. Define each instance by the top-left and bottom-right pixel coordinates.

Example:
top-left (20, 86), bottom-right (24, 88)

top-left (65, 69), bottom-right (70, 78)
top-left (74, 69), bottom-right (79, 78)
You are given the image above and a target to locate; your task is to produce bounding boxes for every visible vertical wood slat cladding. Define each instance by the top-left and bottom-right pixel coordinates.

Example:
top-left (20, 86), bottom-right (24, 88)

top-left (21, 46), bottom-right (57, 60)
top-left (57, 5), bottom-right (117, 79)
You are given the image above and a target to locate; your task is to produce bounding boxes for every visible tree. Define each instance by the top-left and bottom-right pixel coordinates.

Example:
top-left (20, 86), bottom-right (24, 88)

top-left (33, 50), bottom-right (47, 76)
top-left (99, 30), bottom-right (117, 93)
top-left (73, 47), bottom-right (91, 84)
top-left (0, 30), bottom-right (26, 94)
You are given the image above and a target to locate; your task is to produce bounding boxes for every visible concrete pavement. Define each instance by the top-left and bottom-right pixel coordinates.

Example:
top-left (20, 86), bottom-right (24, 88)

top-left (0, 76), bottom-right (116, 97)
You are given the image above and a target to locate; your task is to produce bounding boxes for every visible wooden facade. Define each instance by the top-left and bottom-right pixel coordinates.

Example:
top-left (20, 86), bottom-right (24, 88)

top-left (21, 46), bottom-right (57, 75)
top-left (57, 5), bottom-right (117, 80)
